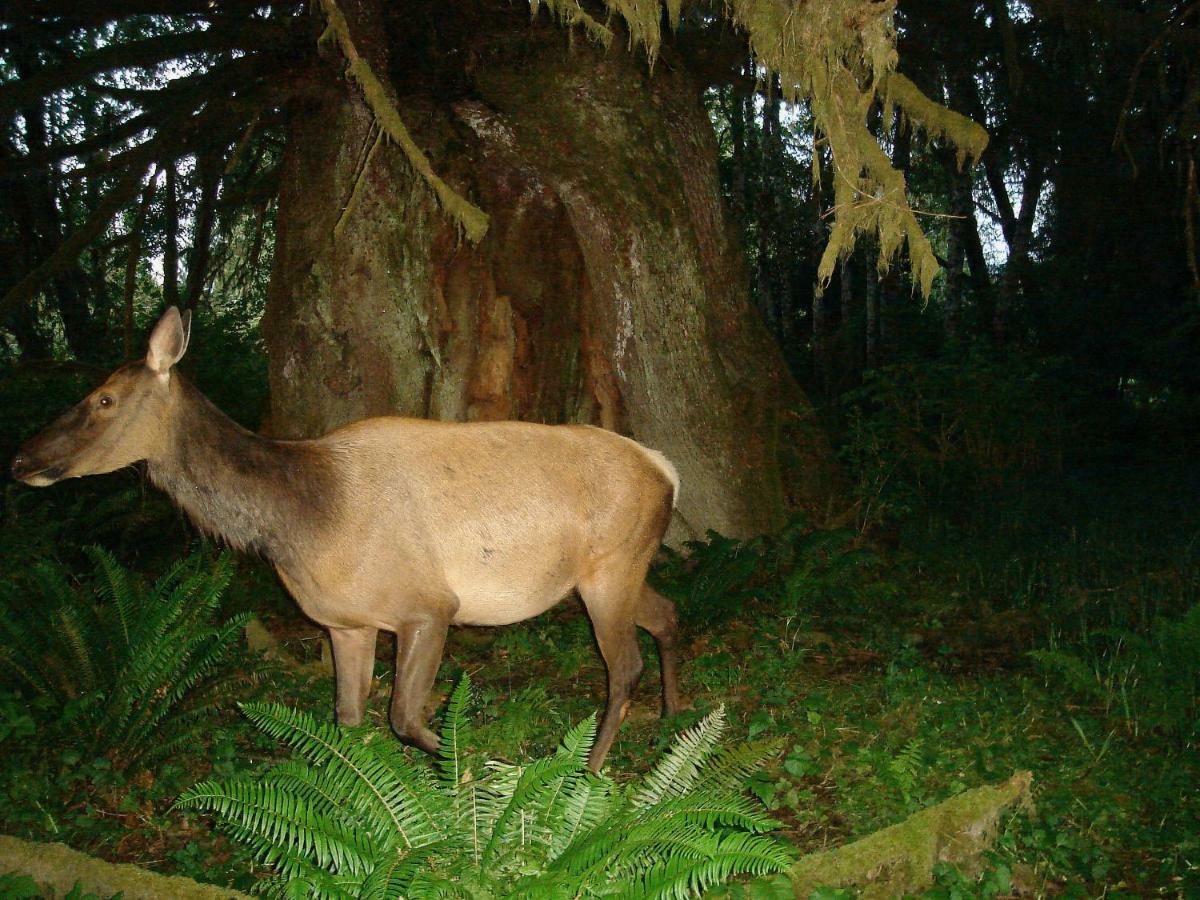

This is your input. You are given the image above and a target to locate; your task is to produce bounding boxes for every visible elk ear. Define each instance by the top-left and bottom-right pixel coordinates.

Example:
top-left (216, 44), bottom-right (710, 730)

top-left (146, 306), bottom-right (190, 374)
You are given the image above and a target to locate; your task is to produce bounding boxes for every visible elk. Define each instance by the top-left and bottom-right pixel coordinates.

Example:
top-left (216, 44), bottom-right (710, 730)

top-left (11, 307), bottom-right (682, 770)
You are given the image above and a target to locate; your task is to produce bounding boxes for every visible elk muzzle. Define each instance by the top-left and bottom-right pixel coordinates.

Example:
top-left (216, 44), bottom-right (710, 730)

top-left (10, 451), bottom-right (65, 486)
top-left (11, 442), bottom-right (69, 486)
top-left (11, 402), bottom-right (94, 486)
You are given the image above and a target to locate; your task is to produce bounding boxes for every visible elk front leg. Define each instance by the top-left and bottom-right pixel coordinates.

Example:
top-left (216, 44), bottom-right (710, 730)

top-left (329, 626), bottom-right (378, 726)
top-left (389, 616), bottom-right (448, 755)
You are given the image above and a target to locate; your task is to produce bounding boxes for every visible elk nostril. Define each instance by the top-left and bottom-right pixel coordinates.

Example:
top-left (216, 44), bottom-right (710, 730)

top-left (11, 454), bottom-right (27, 476)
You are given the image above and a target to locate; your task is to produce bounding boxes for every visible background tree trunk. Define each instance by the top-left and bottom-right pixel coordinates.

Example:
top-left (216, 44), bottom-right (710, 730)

top-left (262, 13), bottom-right (839, 540)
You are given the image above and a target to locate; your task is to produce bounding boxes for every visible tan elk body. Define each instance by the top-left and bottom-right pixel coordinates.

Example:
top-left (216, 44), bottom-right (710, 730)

top-left (12, 308), bottom-right (681, 769)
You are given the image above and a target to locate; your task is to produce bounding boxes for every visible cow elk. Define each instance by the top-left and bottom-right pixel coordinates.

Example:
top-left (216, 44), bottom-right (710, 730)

top-left (11, 307), bottom-right (682, 769)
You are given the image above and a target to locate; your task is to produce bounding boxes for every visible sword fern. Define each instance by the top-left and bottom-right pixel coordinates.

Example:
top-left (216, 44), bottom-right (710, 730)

top-left (0, 546), bottom-right (248, 770)
top-left (179, 677), bottom-right (793, 898)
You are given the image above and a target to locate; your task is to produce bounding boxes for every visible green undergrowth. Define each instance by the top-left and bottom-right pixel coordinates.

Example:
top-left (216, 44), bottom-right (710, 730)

top-left (177, 677), bottom-right (793, 898)
top-left (0, 367), bottom-right (1197, 895)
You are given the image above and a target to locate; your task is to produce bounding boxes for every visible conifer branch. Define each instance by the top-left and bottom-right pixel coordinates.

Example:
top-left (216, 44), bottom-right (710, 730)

top-left (0, 163), bottom-right (149, 318)
top-left (0, 20), bottom-right (290, 115)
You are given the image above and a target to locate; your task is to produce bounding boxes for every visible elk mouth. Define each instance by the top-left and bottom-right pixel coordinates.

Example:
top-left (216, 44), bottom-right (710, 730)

top-left (10, 456), bottom-right (65, 486)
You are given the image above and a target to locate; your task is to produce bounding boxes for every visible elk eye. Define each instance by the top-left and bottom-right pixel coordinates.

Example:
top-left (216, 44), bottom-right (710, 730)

top-left (98, 395), bottom-right (114, 409)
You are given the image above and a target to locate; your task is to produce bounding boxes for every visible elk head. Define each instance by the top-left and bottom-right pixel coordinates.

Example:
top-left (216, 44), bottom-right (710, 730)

top-left (11, 307), bottom-right (192, 486)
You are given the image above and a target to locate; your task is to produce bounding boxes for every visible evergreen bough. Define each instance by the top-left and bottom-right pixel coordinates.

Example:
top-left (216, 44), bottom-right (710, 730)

top-left (0, 547), bottom-right (249, 771)
top-left (178, 677), bottom-right (793, 898)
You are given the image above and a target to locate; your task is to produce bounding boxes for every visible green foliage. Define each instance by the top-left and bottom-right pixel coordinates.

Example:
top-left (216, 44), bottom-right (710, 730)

top-left (178, 676), bottom-right (793, 899)
top-left (655, 530), bottom-right (769, 622)
top-left (654, 516), bottom-right (893, 625)
top-left (0, 547), bottom-right (249, 771)
top-left (839, 351), bottom-right (1076, 529)
top-left (0, 875), bottom-right (116, 900)
top-left (0, 873), bottom-right (41, 898)
top-left (883, 738), bottom-right (924, 810)
top-left (1030, 604), bottom-right (1200, 745)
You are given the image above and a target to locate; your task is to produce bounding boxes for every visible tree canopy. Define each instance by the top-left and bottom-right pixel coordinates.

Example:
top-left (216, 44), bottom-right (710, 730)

top-left (0, 0), bottom-right (988, 330)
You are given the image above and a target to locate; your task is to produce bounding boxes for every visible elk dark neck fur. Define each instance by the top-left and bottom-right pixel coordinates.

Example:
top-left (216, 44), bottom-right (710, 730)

top-left (146, 374), bottom-right (338, 563)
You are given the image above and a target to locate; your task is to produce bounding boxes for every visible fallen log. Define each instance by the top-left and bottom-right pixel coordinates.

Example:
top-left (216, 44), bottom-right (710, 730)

top-left (0, 834), bottom-right (251, 900)
top-left (717, 770), bottom-right (1034, 898)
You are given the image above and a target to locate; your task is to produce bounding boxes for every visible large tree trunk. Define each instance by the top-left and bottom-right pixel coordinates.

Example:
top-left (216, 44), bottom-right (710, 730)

top-left (262, 7), bottom-right (839, 540)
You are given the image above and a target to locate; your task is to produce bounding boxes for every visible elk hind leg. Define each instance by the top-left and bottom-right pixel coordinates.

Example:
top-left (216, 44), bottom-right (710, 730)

top-left (635, 584), bottom-right (681, 717)
top-left (580, 573), bottom-right (645, 771)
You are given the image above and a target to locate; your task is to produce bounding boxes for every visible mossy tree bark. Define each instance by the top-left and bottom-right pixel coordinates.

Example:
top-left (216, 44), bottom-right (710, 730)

top-left (262, 2), bottom-right (840, 540)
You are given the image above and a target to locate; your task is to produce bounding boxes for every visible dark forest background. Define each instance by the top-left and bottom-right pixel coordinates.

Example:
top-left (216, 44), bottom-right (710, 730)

top-left (0, 0), bottom-right (1197, 897)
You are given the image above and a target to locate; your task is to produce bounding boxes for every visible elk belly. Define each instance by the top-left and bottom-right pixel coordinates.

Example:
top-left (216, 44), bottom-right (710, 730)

top-left (448, 553), bottom-right (579, 627)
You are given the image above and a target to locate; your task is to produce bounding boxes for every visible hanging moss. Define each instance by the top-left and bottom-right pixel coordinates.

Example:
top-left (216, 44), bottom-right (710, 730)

top-left (319, 0), bottom-right (986, 290)
top-left (318, 0), bottom-right (490, 243)
top-left (529, 0), bottom-right (616, 49)
top-left (545, 0), bottom-right (989, 296)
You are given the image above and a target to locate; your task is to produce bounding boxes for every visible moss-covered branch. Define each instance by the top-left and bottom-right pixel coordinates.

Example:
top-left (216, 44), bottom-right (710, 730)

top-left (0, 834), bottom-right (251, 900)
top-left (881, 72), bottom-right (990, 169)
top-left (784, 770), bottom-right (1033, 896)
top-left (317, 0), bottom-right (489, 242)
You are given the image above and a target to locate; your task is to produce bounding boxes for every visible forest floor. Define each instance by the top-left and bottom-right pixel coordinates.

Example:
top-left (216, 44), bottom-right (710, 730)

top-left (1, 456), bottom-right (1197, 898)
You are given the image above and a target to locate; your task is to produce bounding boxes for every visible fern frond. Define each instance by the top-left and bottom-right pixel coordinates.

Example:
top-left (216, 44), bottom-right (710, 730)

top-left (696, 738), bottom-right (786, 796)
top-left (130, 706), bottom-right (228, 769)
top-left (478, 734), bottom-right (591, 866)
top-left (633, 791), bottom-right (781, 833)
top-left (85, 545), bottom-right (134, 652)
top-left (241, 702), bottom-right (447, 849)
top-left (633, 705), bottom-right (727, 807)
top-left (515, 713), bottom-right (599, 843)
top-left (49, 602), bottom-right (98, 697)
top-left (257, 855), bottom-right (364, 900)
top-left (177, 779), bottom-right (380, 877)
top-left (358, 838), bottom-right (463, 899)
top-left (547, 771), bottom-right (614, 858)
top-left (616, 831), bottom-right (795, 899)
top-left (99, 610), bottom-right (248, 755)
top-left (437, 674), bottom-right (473, 791)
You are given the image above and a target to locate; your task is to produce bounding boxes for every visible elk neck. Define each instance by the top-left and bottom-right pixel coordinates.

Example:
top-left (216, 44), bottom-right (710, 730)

top-left (145, 373), bottom-right (341, 563)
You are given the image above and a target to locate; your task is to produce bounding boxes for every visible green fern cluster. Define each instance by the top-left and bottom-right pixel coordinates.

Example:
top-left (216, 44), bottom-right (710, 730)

top-left (0, 547), bottom-right (249, 770)
top-left (885, 738), bottom-right (924, 809)
top-left (654, 516), bottom-right (889, 624)
top-left (178, 678), bottom-right (793, 898)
